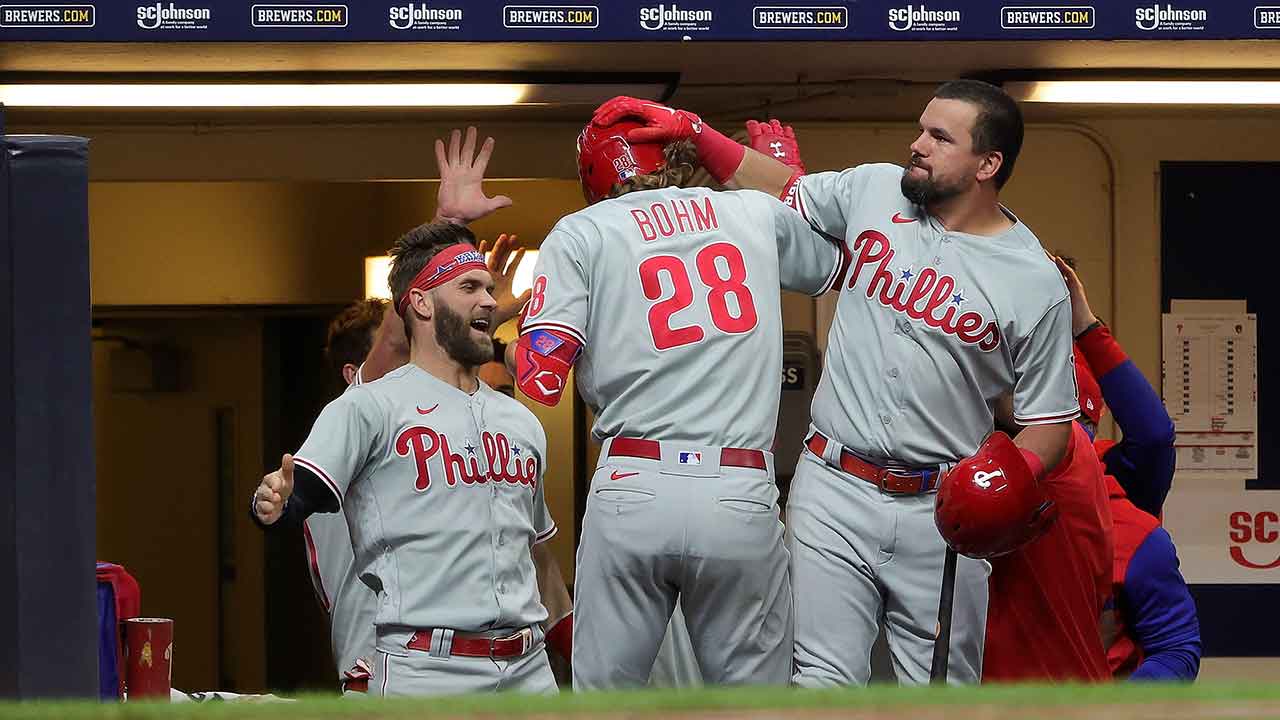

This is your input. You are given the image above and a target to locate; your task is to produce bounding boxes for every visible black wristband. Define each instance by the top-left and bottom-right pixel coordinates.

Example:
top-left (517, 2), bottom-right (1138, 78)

top-left (1074, 319), bottom-right (1104, 340)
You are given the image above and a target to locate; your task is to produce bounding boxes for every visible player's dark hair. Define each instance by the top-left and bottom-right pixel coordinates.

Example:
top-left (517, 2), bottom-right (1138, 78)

top-left (609, 140), bottom-right (699, 199)
top-left (1056, 253), bottom-right (1078, 270)
top-left (388, 222), bottom-right (478, 342)
top-left (934, 79), bottom-right (1024, 189)
top-left (324, 298), bottom-right (386, 378)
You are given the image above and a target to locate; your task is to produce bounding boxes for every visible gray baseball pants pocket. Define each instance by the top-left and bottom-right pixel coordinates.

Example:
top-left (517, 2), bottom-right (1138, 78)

top-left (573, 442), bottom-right (792, 690)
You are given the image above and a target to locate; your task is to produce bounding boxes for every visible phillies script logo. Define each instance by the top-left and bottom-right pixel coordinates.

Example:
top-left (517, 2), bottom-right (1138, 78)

top-left (395, 428), bottom-right (537, 492)
top-left (848, 230), bottom-right (1001, 351)
top-left (1229, 511), bottom-right (1280, 569)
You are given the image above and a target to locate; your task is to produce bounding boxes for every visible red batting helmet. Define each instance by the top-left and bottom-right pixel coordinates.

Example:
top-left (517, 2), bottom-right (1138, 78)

top-left (576, 120), bottom-right (666, 205)
top-left (934, 431), bottom-right (1058, 559)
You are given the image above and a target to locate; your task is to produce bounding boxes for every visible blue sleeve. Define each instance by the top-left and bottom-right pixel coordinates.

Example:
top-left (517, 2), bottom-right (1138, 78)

top-left (1123, 527), bottom-right (1201, 681)
top-left (1099, 358), bottom-right (1176, 517)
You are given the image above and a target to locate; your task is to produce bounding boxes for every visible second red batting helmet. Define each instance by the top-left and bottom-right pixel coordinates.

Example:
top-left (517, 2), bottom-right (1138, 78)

top-left (576, 120), bottom-right (666, 205)
top-left (934, 431), bottom-right (1058, 559)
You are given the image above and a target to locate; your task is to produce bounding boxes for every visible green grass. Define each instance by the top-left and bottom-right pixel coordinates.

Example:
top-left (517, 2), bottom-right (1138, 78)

top-left (3, 682), bottom-right (1279, 719)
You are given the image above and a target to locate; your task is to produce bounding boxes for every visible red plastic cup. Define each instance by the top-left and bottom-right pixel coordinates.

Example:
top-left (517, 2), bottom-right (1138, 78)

top-left (124, 618), bottom-right (173, 701)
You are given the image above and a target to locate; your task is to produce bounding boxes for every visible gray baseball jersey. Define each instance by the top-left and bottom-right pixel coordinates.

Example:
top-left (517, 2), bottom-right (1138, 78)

top-left (293, 363), bottom-right (557, 650)
top-left (792, 163), bottom-right (1077, 465)
top-left (522, 186), bottom-right (842, 448)
top-left (302, 510), bottom-right (377, 682)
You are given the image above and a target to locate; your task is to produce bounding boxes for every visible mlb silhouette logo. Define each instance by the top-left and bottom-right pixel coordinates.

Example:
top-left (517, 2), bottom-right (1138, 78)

top-left (678, 451), bottom-right (702, 465)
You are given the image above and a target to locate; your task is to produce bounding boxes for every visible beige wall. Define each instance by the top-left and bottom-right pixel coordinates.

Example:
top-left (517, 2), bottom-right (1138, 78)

top-left (93, 317), bottom-right (265, 692)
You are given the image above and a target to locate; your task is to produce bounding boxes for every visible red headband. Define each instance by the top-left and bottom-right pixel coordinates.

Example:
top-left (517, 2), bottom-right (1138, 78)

top-left (396, 243), bottom-right (488, 317)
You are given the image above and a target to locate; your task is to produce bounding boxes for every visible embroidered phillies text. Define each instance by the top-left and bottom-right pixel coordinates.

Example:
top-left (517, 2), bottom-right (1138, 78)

top-left (394, 428), bottom-right (538, 492)
top-left (848, 229), bottom-right (1001, 351)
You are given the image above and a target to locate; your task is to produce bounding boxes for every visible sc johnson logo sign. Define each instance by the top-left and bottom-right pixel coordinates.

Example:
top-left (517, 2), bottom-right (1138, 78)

top-left (639, 3), bottom-right (712, 31)
top-left (390, 3), bottom-right (461, 30)
top-left (888, 4), bottom-right (960, 31)
top-left (0, 4), bottom-right (94, 27)
top-left (137, 2), bottom-right (211, 30)
top-left (1134, 3), bottom-right (1207, 31)
top-left (1229, 511), bottom-right (1280, 570)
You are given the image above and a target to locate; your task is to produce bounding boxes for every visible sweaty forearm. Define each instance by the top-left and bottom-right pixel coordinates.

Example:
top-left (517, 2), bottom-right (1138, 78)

top-left (361, 303), bottom-right (411, 384)
top-left (1013, 421), bottom-right (1072, 475)
top-left (533, 542), bottom-right (572, 626)
top-left (726, 148), bottom-right (799, 197)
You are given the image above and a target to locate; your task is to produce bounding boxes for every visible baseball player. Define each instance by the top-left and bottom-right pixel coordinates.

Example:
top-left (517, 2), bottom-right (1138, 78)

top-left (1055, 257), bottom-right (1200, 680)
top-left (302, 298), bottom-right (388, 693)
top-left (598, 79), bottom-right (1079, 685)
top-left (1055, 255), bottom-right (1176, 517)
top-left (507, 112), bottom-right (845, 690)
top-left (251, 220), bottom-right (571, 696)
top-left (976, 383), bottom-right (1114, 682)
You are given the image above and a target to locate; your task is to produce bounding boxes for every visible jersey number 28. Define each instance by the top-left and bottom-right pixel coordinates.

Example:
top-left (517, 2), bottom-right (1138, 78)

top-left (639, 242), bottom-right (758, 351)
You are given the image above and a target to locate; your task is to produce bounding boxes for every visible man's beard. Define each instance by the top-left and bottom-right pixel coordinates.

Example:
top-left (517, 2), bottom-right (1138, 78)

top-left (900, 164), bottom-right (965, 207)
top-left (434, 302), bottom-right (494, 368)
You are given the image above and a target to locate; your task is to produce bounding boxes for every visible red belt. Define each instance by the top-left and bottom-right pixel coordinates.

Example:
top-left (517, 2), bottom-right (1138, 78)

top-left (406, 627), bottom-right (535, 659)
top-left (608, 437), bottom-right (767, 470)
top-left (805, 431), bottom-right (939, 495)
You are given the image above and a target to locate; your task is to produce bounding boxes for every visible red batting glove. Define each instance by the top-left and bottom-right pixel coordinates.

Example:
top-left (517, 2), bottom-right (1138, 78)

top-left (746, 119), bottom-right (806, 174)
top-left (591, 96), bottom-right (744, 184)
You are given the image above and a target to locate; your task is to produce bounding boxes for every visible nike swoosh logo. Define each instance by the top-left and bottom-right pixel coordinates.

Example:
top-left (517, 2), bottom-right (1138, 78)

top-left (891, 213), bottom-right (917, 224)
top-left (642, 103), bottom-right (676, 115)
top-left (610, 470), bottom-right (639, 481)
top-left (416, 404), bottom-right (439, 415)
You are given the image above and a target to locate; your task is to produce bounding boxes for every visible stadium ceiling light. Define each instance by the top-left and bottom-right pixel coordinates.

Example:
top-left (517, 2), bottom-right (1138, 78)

top-left (0, 77), bottom-right (676, 108)
top-left (1004, 80), bottom-right (1280, 105)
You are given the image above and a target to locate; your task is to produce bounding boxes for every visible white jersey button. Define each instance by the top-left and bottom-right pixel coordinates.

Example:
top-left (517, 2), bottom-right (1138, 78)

top-left (881, 414), bottom-right (892, 425)
top-left (888, 368), bottom-right (900, 378)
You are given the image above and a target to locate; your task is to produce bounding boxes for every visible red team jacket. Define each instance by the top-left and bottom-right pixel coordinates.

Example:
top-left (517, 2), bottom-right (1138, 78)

top-left (1100, 474), bottom-right (1162, 676)
top-left (983, 422), bottom-right (1114, 682)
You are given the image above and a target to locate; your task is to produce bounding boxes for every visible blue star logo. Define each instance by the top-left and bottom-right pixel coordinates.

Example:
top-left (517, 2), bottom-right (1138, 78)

top-left (951, 291), bottom-right (965, 306)
top-left (512, 445), bottom-right (522, 456)
top-left (900, 266), bottom-right (914, 281)
top-left (464, 442), bottom-right (476, 455)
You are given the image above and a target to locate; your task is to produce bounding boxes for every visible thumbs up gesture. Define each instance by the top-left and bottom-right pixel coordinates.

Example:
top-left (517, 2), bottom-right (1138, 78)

top-left (254, 454), bottom-right (295, 525)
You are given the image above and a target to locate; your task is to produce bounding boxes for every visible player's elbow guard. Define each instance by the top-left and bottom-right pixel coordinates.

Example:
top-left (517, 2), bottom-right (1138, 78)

top-left (516, 329), bottom-right (582, 407)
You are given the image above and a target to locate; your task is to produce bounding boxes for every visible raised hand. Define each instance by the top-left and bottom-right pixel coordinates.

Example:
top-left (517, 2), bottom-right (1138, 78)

top-left (1052, 255), bottom-right (1099, 337)
top-left (478, 233), bottom-right (532, 328)
top-left (433, 126), bottom-right (513, 225)
top-left (254, 454), bottom-right (295, 525)
top-left (746, 119), bottom-right (806, 174)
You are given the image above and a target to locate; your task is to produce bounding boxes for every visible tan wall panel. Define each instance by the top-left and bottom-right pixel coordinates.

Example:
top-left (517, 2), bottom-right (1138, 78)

top-left (93, 318), bottom-right (265, 692)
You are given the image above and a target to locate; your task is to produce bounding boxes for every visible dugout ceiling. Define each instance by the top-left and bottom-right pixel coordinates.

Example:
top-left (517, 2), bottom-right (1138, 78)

top-left (2, 40), bottom-right (1280, 124)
